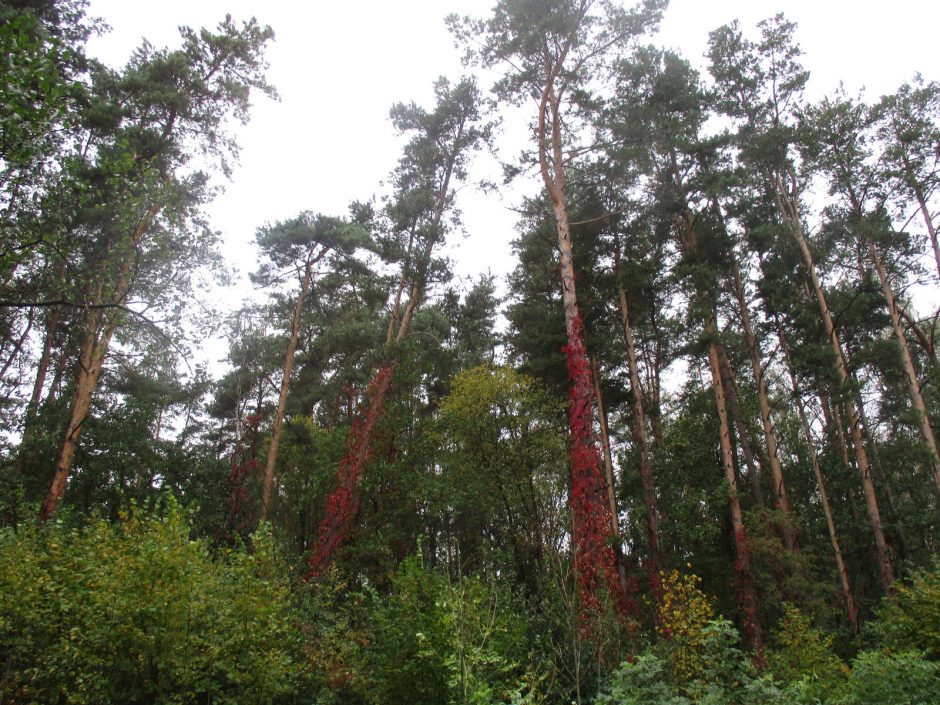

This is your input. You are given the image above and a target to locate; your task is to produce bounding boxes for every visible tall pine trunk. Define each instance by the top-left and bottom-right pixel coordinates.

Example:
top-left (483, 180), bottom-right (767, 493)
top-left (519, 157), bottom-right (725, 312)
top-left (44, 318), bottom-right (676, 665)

top-left (729, 261), bottom-right (796, 547)
top-left (773, 178), bottom-right (895, 592)
top-left (539, 79), bottom-right (624, 622)
top-left (707, 335), bottom-right (763, 656)
top-left (614, 252), bottom-right (664, 581)
top-left (864, 235), bottom-right (940, 495)
top-left (307, 86), bottom-right (471, 575)
top-left (261, 254), bottom-right (319, 519)
top-left (670, 152), bottom-right (762, 653)
top-left (777, 325), bottom-right (859, 631)
top-left (716, 347), bottom-right (767, 511)
top-left (591, 358), bottom-right (629, 593)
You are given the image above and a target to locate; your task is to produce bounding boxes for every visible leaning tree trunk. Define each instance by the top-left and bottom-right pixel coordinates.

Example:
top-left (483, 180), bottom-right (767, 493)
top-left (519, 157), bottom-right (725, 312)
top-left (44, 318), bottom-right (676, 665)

top-left (707, 334), bottom-right (763, 657)
top-left (865, 235), bottom-right (940, 496)
top-left (773, 176), bottom-right (895, 593)
top-left (730, 261), bottom-right (796, 547)
top-left (670, 153), bottom-right (762, 654)
top-left (777, 325), bottom-right (859, 632)
top-left (261, 252), bottom-right (320, 519)
top-left (40, 203), bottom-right (161, 520)
top-left (307, 112), bottom-right (462, 577)
top-left (716, 347), bottom-right (767, 511)
top-left (591, 358), bottom-right (629, 594)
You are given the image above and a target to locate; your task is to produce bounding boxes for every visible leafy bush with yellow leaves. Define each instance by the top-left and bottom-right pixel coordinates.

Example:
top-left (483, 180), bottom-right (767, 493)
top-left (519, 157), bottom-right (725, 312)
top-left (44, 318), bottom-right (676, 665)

top-left (656, 568), bottom-right (716, 682)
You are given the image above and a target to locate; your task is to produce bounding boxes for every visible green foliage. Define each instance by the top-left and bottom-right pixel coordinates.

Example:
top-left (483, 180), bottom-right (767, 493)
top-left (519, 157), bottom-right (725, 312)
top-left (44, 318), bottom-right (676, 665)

top-left (837, 650), bottom-right (940, 705)
top-left (0, 499), bottom-right (299, 704)
top-left (598, 619), bottom-right (785, 705)
top-left (768, 604), bottom-right (849, 702)
top-left (433, 365), bottom-right (567, 587)
top-left (299, 566), bottom-right (373, 703)
top-left (872, 561), bottom-right (940, 658)
top-left (365, 555), bottom-right (529, 705)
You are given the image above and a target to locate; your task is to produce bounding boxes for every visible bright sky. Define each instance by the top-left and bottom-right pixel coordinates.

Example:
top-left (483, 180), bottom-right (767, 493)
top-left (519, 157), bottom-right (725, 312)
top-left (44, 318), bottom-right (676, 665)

top-left (85, 0), bottom-right (940, 363)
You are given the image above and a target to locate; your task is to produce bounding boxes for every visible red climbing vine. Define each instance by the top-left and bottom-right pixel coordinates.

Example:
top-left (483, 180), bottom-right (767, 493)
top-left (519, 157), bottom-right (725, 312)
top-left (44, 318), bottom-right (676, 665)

top-left (218, 412), bottom-right (264, 543)
top-left (731, 526), bottom-right (765, 666)
top-left (564, 312), bottom-right (634, 625)
top-left (306, 362), bottom-right (396, 580)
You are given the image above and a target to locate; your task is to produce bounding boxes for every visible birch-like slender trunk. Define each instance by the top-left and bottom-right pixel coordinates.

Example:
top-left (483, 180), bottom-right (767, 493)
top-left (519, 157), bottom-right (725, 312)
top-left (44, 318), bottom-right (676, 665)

top-left (864, 236), bottom-right (940, 495)
top-left (670, 151), bottom-right (761, 652)
top-left (260, 251), bottom-right (322, 519)
top-left (707, 336), bottom-right (763, 655)
top-left (591, 358), bottom-right (629, 593)
top-left (716, 347), bottom-right (767, 511)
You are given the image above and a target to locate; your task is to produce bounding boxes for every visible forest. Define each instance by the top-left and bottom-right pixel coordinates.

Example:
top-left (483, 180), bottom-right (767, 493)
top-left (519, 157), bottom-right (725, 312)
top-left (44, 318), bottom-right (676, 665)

top-left (1, 0), bottom-right (939, 703)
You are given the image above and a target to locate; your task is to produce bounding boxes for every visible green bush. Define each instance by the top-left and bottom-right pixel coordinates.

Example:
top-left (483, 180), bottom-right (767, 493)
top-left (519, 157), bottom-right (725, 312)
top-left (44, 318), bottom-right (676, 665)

top-left (873, 560), bottom-right (940, 659)
top-left (838, 650), bottom-right (940, 705)
top-left (365, 556), bottom-right (529, 705)
top-left (0, 500), bottom-right (300, 704)
top-left (597, 619), bottom-right (785, 705)
top-left (768, 604), bottom-right (848, 703)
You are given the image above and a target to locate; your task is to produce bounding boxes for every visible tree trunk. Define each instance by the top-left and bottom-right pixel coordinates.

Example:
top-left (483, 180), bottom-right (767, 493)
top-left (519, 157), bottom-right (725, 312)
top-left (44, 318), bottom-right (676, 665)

top-left (26, 260), bottom-right (68, 420)
top-left (851, 373), bottom-right (909, 561)
top-left (0, 308), bottom-right (33, 382)
top-left (716, 346), bottom-right (767, 511)
top-left (865, 236), bottom-right (940, 496)
top-left (40, 305), bottom-right (116, 519)
top-left (306, 361), bottom-right (396, 578)
top-left (539, 77), bottom-right (624, 621)
top-left (730, 261), bottom-right (796, 547)
top-left (669, 150), bottom-right (761, 651)
top-left (707, 337), bottom-right (763, 656)
top-left (591, 357), bottom-right (629, 594)
top-left (911, 177), bottom-right (940, 281)
top-left (308, 102), bottom-right (464, 577)
top-left (615, 254), bottom-right (664, 580)
top-left (777, 326), bottom-right (859, 632)
top-left (40, 203), bottom-right (161, 520)
top-left (261, 255), bottom-right (317, 519)
top-left (773, 179), bottom-right (895, 593)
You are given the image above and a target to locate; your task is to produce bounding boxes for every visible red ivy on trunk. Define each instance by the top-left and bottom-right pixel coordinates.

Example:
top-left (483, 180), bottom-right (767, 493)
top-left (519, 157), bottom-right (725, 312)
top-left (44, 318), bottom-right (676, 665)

top-left (564, 312), bottom-right (634, 625)
top-left (306, 362), bottom-right (396, 580)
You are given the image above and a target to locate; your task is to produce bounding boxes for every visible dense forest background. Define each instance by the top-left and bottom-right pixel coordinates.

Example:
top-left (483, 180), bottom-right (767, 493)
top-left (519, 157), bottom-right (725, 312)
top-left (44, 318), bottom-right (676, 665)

top-left (1, 0), bottom-right (939, 703)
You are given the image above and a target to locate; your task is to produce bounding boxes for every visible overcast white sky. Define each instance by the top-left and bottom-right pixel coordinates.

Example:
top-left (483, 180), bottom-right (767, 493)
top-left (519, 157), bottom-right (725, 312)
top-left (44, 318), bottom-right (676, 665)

top-left (85, 0), bottom-right (940, 360)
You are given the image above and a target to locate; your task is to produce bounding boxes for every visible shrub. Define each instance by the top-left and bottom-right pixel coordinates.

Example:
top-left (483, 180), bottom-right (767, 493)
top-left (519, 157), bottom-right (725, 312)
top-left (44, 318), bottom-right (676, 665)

top-left (0, 499), bottom-right (300, 704)
top-left (768, 603), bottom-right (848, 702)
top-left (873, 560), bottom-right (940, 659)
top-left (597, 619), bottom-right (785, 705)
top-left (839, 650), bottom-right (940, 705)
top-left (366, 556), bottom-right (529, 705)
top-left (656, 569), bottom-right (715, 682)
